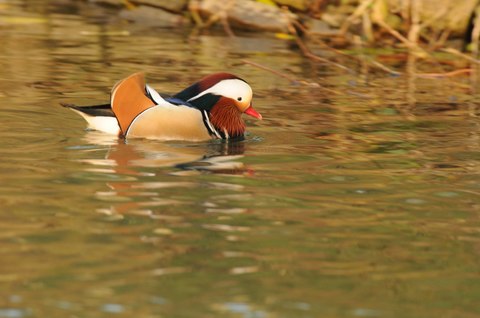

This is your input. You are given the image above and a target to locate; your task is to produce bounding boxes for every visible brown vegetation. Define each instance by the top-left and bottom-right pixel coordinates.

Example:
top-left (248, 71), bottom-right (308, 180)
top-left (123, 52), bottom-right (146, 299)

top-left (89, 0), bottom-right (480, 80)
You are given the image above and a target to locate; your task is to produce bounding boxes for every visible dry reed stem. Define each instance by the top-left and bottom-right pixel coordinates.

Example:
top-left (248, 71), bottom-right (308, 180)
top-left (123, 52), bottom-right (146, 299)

top-left (337, 0), bottom-right (429, 57)
top-left (415, 68), bottom-right (473, 78)
top-left (197, 0), bottom-right (236, 37)
top-left (407, 0), bottom-right (421, 44)
top-left (300, 20), bottom-right (403, 76)
top-left (431, 29), bottom-right (451, 49)
top-left (418, 6), bottom-right (449, 30)
top-left (440, 48), bottom-right (480, 64)
top-left (241, 59), bottom-right (342, 95)
top-left (362, 10), bottom-right (374, 42)
top-left (340, 0), bottom-right (375, 35)
top-left (437, 29), bottom-right (451, 47)
top-left (370, 60), bottom-right (402, 75)
top-left (283, 8), bottom-right (352, 73)
top-left (277, 2), bottom-right (474, 83)
top-left (242, 59), bottom-right (298, 82)
top-left (221, 13), bottom-right (235, 38)
top-left (375, 19), bottom-right (428, 57)
top-left (471, 7), bottom-right (480, 58)
top-left (188, 0), bottom-right (204, 27)
top-left (414, 4), bottom-right (450, 50)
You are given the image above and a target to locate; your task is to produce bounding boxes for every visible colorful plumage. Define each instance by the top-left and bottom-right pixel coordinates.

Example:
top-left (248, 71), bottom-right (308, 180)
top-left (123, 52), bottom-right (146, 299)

top-left (62, 72), bottom-right (262, 141)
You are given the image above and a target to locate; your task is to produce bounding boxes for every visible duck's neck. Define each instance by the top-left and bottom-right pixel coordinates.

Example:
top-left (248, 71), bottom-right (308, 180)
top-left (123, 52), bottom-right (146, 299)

top-left (209, 101), bottom-right (245, 139)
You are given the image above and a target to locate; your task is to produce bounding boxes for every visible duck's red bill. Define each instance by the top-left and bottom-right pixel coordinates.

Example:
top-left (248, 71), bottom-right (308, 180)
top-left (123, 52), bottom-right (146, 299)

top-left (244, 106), bottom-right (262, 120)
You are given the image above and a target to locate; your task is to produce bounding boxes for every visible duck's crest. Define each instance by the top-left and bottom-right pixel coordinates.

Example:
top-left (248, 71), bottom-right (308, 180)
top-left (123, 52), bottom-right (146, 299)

top-left (173, 73), bottom-right (245, 103)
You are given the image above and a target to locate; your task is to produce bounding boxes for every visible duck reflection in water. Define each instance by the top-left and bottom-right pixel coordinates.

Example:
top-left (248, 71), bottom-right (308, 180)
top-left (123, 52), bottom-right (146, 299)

top-left (81, 129), bottom-right (251, 175)
top-left (81, 132), bottom-right (253, 217)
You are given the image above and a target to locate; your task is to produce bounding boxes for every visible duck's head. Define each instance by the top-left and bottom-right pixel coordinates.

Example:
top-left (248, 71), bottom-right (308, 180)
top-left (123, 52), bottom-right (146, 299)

top-left (174, 73), bottom-right (262, 139)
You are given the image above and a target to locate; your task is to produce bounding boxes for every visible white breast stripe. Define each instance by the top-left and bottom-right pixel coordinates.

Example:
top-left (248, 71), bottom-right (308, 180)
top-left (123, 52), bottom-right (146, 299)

top-left (203, 110), bottom-right (221, 139)
top-left (146, 84), bottom-right (166, 105)
top-left (223, 128), bottom-right (229, 140)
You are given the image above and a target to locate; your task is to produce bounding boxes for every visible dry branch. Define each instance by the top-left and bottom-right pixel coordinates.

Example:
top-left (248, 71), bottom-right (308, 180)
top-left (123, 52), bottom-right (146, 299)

top-left (283, 8), bottom-right (352, 73)
top-left (340, 0), bottom-right (375, 35)
top-left (242, 59), bottom-right (342, 95)
top-left (374, 19), bottom-right (429, 58)
top-left (471, 7), bottom-right (480, 58)
top-left (440, 48), bottom-right (480, 64)
top-left (416, 68), bottom-right (473, 78)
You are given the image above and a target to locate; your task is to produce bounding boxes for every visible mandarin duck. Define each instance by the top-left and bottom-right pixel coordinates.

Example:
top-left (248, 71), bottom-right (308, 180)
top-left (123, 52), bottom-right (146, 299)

top-left (62, 72), bottom-right (262, 141)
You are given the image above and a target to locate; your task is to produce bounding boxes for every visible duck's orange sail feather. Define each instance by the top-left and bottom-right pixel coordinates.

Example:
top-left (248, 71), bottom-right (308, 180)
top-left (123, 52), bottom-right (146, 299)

top-left (110, 72), bottom-right (155, 135)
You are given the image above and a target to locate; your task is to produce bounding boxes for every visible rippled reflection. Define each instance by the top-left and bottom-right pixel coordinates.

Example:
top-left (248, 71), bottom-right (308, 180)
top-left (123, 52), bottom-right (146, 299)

top-left (72, 132), bottom-right (254, 219)
top-left (81, 131), bottom-right (247, 169)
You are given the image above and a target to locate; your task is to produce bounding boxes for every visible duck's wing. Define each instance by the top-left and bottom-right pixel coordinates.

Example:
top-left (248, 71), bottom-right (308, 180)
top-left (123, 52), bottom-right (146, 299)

top-left (110, 74), bottom-right (212, 141)
top-left (110, 72), bottom-right (162, 135)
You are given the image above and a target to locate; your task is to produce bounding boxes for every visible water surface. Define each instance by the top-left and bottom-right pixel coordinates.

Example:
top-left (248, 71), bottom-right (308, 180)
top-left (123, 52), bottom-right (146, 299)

top-left (1, 1), bottom-right (480, 317)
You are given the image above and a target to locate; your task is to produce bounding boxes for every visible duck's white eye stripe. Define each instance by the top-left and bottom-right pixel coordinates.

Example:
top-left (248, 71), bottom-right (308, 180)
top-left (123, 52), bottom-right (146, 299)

top-left (187, 79), bottom-right (252, 102)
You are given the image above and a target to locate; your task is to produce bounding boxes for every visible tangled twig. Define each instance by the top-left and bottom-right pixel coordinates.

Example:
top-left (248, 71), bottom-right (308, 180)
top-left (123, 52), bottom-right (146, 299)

top-left (242, 59), bottom-right (342, 95)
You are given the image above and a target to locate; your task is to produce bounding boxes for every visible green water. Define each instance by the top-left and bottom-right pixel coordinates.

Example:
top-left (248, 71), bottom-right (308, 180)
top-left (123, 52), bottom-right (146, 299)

top-left (1, 1), bottom-right (480, 317)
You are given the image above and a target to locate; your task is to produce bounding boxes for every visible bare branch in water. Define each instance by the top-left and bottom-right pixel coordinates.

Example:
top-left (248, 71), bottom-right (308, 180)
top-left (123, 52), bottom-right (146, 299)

top-left (241, 59), bottom-right (343, 95)
top-left (375, 19), bottom-right (429, 58)
top-left (191, 0), bottom-right (236, 37)
top-left (283, 8), bottom-right (352, 73)
top-left (440, 48), bottom-right (480, 64)
top-left (340, 0), bottom-right (375, 35)
top-left (416, 68), bottom-right (473, 78)
top-left (471, 7), bottom-right (480, 58)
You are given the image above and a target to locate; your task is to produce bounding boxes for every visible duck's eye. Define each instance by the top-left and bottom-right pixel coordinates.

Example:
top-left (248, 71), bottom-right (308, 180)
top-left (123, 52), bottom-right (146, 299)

top-left (237, 97), bottom-right (242, 101)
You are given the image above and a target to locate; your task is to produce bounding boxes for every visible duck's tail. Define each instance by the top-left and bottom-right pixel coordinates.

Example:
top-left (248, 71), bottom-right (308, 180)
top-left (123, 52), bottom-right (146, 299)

top-left (62, 73), bottom-right (161, 136)
top-left (61, 103), bottom-right (121, 135)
